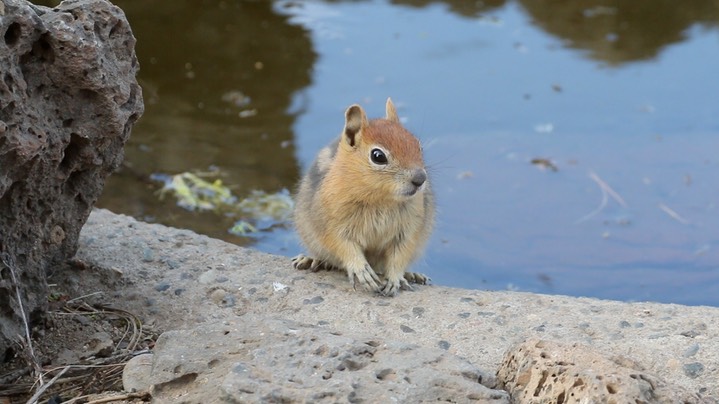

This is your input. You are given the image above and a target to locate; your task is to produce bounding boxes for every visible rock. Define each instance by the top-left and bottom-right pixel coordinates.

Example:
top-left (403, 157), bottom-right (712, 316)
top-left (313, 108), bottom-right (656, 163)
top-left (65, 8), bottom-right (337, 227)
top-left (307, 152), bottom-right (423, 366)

top-left (123, 353), bottom-right (154, 393)
top-left (141, 315), bottom-right (510, 403)
top-left (84, 331), bottom-right (114, 358)
top-left (497, 338), bottom-right (707, 403)
top-left (70, 209), bottom-right (719, 400)
top-left (0, 0), bottom-right (143, 359)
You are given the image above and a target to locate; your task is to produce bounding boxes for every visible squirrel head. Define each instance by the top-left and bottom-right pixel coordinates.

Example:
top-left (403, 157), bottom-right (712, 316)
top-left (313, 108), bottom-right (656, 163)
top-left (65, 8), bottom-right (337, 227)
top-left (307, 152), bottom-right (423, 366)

top-left (336, 98), bottom-right (428, 202)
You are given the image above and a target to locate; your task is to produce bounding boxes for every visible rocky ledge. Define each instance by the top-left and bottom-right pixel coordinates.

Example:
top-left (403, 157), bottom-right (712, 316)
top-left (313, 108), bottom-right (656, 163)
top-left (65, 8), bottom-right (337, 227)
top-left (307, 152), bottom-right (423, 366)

top-left (61, 209), bottom-right (718, 403)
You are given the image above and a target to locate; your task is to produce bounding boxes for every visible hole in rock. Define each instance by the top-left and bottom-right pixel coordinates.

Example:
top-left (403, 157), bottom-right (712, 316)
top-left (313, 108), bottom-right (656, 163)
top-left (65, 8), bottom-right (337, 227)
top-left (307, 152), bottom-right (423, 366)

top-left (60, 133), bottom-right (85, 172)
top-left (109, 20), bottom-right (123, 37)
top-left (3, 73), bottom-right (14, 93)
top-left (4, 22), bottom-right (21, 46)
top-left (33, 33), bottom-right (55, 63)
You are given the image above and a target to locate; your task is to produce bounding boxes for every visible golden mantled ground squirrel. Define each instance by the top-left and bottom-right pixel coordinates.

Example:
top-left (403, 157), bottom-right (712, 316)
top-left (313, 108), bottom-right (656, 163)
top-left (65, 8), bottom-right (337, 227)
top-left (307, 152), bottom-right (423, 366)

top-left (293, 98), bottom-right (435, 296)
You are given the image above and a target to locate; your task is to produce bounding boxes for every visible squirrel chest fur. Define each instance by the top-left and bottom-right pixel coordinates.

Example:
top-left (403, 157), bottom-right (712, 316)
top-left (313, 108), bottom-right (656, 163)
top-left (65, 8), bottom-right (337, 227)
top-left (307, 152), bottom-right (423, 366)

top-left (293, 98), bottom-right (435, 296)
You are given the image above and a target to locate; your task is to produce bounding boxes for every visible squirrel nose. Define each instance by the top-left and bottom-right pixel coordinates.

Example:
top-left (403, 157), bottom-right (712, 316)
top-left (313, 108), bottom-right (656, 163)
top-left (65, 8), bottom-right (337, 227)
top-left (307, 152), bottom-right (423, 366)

top-left (411, 169), bottom-right (427, 187)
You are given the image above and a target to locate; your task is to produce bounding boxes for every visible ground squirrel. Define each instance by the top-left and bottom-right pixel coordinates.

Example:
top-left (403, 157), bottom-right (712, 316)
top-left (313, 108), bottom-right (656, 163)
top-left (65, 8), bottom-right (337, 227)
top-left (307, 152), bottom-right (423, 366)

top-left (293, 98), bottom-right (435, 296)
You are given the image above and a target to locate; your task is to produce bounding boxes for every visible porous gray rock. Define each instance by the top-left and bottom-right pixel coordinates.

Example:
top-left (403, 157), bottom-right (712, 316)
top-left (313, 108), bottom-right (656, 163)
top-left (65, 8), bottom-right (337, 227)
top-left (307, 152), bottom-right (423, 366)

top-left (140, 315), bottom-right (510, 403)
top-left (0, 0), bottom-right (142, 359)
top-left (50, 209), bottom-right (718, 401)
top-left (497, 338), bottom-right (708, 403)
top-left (122, 353), bottom-right (153, 393)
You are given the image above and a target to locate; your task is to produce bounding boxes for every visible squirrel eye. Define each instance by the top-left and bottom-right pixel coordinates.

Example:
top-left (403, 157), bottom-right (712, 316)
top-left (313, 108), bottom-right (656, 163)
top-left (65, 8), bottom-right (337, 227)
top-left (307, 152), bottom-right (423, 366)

top-left (370, 148), bottom-right (388, 165)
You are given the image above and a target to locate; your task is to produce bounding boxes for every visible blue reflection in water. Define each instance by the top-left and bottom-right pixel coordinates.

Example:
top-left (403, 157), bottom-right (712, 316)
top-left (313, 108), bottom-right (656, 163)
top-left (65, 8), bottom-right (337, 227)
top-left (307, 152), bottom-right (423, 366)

top-left (265, 1), bottom-right (719, 305)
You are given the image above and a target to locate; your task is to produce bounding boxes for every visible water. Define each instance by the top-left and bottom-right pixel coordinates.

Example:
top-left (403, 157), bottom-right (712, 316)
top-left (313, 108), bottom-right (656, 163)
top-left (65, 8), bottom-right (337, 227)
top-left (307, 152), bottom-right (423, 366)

top-left (51, 0), bottom-right (719, 305)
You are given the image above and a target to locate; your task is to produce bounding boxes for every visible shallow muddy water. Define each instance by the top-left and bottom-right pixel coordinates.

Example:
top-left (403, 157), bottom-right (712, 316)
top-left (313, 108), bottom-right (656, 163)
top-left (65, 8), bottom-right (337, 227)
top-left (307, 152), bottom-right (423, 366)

top-left (44, 0), bottom-right (719, 305)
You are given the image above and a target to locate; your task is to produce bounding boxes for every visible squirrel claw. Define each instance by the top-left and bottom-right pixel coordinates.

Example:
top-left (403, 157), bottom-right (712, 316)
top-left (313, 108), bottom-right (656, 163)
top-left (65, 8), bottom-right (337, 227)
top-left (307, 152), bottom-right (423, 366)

top-left (380, 278), bottom-right (404, 296)
top-left (381, 274), bottom-right (424, 296)
top-left (292, 254), bottom-right (313, 270)
top-left (404, 271), bottom-right (431, 285)
top-left (348, 264), bottom-right (381, 292)
top-left (293, 255), bottom-right (334, 272)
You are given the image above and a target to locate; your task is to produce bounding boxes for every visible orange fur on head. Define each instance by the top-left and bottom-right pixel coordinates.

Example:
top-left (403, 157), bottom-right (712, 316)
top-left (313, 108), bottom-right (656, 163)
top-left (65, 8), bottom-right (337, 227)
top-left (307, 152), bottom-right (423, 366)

top-left (361, 120), bottom-right (423, 168)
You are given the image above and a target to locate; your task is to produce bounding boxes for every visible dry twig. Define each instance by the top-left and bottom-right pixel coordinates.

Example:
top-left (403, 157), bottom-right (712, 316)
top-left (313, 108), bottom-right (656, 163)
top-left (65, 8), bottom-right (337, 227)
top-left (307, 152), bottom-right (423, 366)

top-left (1, 254), bottom-right (44, 387)
top-left (85, 391), bottom-right (151, 404)
top-left (659, 203), bottom-right (690, 225)
top-left (25, 367), bottom-right (69, 404)
top-left (1, 297), bottom-right (155, 403)
top-left (576, 170), bottom-right (627, 224)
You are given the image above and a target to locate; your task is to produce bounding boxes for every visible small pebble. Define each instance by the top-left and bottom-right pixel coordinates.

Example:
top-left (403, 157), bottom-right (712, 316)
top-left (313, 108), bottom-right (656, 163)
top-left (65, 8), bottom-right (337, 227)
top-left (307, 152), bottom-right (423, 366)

top-left (400, 325), bottom-right (415, 333)
top-left (619, 320), bottom-right (631, 328)
top-left (437, 340), bottom-right (450, 350)
top-left (412, 307), bottom-right (425, 318)
top-left (683, 344), bottom-right (700, 358)
top-left (458, 312), bottom-right (471, 319)
top-left (73, 315), bottom-right (91, 326)
top-left (220, 294), bottom-right (236, 307)
top-left (232, 362), bottom-right (250, 374)
top-left (303, 296), bottom-right (324, 305)
top-left (154, 282), bottom-right (170, 292)
top-left (648, 333), bottom-right (669, 339)
top-left (142, 247), bottom-right (154, 262)
top-left (683, 362), bottom-right (704, 379)
top-left (165, 259), bottom-right (181, 269)
top-left (680, 330), bottom-right (700, 338)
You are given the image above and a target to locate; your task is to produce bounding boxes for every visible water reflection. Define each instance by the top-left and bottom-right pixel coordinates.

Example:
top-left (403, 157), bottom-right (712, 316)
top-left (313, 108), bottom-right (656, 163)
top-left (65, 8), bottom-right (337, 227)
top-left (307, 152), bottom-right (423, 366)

top-left (272, 0), bottom-right (719, 305)
top-left (390, 0), bottom-right (506, 17)
top-left (32, 0), bottom-right (719, 304)
top-left (518, 0), bottom-right (719, 64)
top-left (338, 0), bottom-right (719, 64)
top-left (97, 1), bottom-right (316, 240)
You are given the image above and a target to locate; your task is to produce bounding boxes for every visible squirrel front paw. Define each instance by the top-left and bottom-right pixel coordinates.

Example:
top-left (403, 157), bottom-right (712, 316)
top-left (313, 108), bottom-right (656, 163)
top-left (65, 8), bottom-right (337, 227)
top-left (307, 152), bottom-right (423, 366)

top-left (404, 271), bottom-right (431, 285)
top-left (380, 275), bottom-right (412, 296)
top-left (292, 255), bottom-right (334, 272)
top-left (381, 272), bottom-right (430, 296)
top-left (347, 263), bottom-right (381, 292)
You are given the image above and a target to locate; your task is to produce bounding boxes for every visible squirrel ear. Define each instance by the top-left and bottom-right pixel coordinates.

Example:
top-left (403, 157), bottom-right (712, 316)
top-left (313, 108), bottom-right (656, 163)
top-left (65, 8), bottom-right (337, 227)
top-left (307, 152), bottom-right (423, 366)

top-left (343, 104), bottom-right (368, 147)
top-left (385, 98), bottom-right (399, 123)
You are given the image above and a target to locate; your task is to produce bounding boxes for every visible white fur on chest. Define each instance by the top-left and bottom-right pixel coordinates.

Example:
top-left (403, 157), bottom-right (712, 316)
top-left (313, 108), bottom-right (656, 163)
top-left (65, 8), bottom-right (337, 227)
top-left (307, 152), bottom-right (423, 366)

top-left (339, 199), bottom-right (423, 250)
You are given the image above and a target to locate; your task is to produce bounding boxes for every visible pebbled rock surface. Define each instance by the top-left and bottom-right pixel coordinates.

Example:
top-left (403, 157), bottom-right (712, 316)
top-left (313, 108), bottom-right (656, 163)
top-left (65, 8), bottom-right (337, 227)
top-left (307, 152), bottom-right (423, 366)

top-left (497, 338), bottom-right (706, 403)
top-left (0, 0), bottom-right (142, 359)
top-left (46, 209), bottom-right (719, 402)
top-left (136, 315), bottom-right (509, 403)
